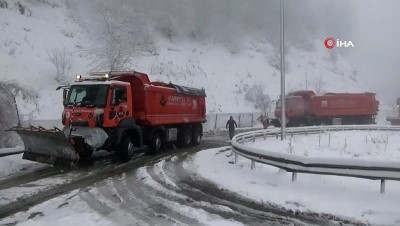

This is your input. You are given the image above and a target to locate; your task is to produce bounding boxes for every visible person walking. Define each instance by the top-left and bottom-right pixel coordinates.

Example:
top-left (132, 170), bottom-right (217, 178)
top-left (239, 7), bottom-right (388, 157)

top-left (226, 116), bottom-right (237, 140)
top-left (258, 114), bottom-right (270, 129)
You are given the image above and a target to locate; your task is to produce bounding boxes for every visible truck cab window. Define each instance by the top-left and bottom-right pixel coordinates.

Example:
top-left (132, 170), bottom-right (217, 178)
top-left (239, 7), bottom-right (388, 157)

top-left (112, 86), bottom-right (127, 105)
top-left (66, 85), bottom-right (109, 107)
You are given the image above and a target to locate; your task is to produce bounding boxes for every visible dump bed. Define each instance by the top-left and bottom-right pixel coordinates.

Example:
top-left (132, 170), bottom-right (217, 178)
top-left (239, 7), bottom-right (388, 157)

top-left (116, 72), bottom-right (206, 126)
top-left (309, 93), bottom-right (378, 117)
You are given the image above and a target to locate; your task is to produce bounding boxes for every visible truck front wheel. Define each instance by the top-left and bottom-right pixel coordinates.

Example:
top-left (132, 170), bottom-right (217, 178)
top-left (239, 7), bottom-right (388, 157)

top-left (120, 136), bottom-right (135, 162)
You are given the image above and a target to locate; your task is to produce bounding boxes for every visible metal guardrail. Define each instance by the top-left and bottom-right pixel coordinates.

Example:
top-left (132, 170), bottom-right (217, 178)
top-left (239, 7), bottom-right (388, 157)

top-left (231, 125), bottom-right (400, 193)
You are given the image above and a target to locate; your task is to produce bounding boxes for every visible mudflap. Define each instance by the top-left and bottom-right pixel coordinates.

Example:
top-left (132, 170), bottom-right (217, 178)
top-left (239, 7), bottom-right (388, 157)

top-left (8, 127), bottom-right (78, 166)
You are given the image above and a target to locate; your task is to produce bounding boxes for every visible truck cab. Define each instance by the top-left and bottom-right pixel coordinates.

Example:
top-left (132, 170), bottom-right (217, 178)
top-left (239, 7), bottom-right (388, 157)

top-left (63, 80), bottom-right (133, 129)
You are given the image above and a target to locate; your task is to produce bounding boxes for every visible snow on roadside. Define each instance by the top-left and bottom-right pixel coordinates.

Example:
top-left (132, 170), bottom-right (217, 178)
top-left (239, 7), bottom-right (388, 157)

top-left (0, 153), bottom-right (46, 180)
top-left (0, 190), bottom-right (114, 226)
top-left (245, 130), bottom-right (400, 161)
top-left (0, 146), bottom-right (24, 155)
top-left (190, 147), bottom-right (400, 225)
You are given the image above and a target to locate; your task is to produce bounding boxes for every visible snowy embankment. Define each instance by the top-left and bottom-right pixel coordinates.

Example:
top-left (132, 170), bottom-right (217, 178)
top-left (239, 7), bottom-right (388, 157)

top-left (0, 146), bottom-right (23, 156)
top-left (0, 152), bottom-right (45, 180)
top-left (245, 130), bottom-right (400, 161)
top-left (0, 1), bottom-right (372, 121)
top-left (190, 130), bottom-right (400, 225)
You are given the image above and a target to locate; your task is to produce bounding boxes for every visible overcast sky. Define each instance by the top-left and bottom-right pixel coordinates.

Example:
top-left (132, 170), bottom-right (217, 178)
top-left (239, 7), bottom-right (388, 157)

top-left (348, 0), bottom-right (400, 104)
top-left (250, 0), bottom-right (400, 104)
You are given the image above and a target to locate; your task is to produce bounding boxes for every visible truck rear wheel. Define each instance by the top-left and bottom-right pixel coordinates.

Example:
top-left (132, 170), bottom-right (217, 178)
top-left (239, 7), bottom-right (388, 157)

top-left (149, 132), bottom-right (162, 154)
top-left (120, 136), bottom-right (135, 162)
top-left (178, 127), bottom-right (192, 147)
top-left (192, 128), bottom-right (201, 145)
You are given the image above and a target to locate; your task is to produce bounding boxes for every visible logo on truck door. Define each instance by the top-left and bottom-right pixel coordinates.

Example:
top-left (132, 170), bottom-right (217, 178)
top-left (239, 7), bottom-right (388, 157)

top-left (161, 95), bottom-right (193, 107)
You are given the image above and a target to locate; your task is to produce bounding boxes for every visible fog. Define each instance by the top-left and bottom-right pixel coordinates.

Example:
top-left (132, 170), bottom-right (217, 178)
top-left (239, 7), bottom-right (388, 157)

top-left (349, 0), bottom-right (400, 105)
top-left (68, 0), bottom-right (399, 104)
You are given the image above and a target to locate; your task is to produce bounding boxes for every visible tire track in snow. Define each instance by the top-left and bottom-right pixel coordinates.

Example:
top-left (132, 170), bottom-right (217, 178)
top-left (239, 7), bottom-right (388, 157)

top-left (162, 153), bottom-right (323, 226)
top-left (136, 167), bottom-right (243, 226)
top-left (147, 159), bottom-right (241, 216)
top-left (125, 170), bottom-right (201, 226)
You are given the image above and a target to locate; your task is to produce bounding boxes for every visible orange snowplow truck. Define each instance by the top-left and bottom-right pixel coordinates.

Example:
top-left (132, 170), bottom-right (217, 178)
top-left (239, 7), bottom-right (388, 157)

top-left (10, 71), bottom-right (206, 166)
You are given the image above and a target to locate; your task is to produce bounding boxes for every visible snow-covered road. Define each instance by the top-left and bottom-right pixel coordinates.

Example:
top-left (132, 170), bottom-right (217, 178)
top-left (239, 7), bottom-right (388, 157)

top-left (0, 135), bottom-right (352, 226)
top-left (0, 150), bottom-right (342, 226)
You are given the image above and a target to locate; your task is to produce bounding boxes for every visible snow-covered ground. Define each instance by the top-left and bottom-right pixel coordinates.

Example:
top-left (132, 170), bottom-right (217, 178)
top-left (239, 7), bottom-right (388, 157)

top-left (0, 157), bottom-right (246, 226)
top-left (3, 129), bottom-right (400, 225)
top-left (190, 131), bottom-right (400, 225)
top-left (246, 130), bottom-right (400, 161)
top-left (0, 146), bottom-right (23, 155)
top-left (0, 153), bottom-right (45, 180)
top-left (3, 190), bottom-right (117, 226)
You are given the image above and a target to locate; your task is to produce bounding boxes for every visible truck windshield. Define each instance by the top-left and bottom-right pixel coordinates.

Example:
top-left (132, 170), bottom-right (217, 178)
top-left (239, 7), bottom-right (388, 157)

top-left (276, 97), bottom-right (299, 108)
top-left (66, 85), bottom-right (109, 107)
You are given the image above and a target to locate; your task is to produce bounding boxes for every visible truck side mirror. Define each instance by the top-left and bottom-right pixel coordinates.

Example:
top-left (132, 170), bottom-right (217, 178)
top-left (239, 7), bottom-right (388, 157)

top-left (62, 89), bottom-right (68, 106)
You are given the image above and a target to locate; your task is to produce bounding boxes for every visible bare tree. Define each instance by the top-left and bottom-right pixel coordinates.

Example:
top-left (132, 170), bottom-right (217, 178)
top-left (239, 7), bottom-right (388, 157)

top-left (313, 76), bottom-right (326, 95)
top-left (47, 47), bottom-right (72, 85)
top-left (245, 83), bottom-right (271, 113)
top-left (87, 6), bottom-right (155, 71)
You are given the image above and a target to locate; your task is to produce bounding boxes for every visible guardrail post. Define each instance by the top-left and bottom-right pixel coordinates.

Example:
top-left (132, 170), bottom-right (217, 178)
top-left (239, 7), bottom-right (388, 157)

top-left (263, 130), bottom-right (266, 140)
top-left (251, 160), bottom-right (255, 170)
top-left (252, 134), bottom-right (255, 143)
top-left (380, 179), bottom-right (385, 194)
top-left (234, 152), bottom-right (238, 164)
top-left (275, 132), bottom-right (278, 139)
top-left (292, 172), bottom-right (297, 182)
top-left (214, 114), bottom-right (218, 130)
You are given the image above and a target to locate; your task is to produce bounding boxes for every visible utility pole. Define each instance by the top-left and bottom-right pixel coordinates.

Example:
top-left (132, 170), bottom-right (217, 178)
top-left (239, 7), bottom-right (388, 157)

top-left (280, 0), bottom-right (286, 140)
top-left (305, 66), bottom-right (308, 91)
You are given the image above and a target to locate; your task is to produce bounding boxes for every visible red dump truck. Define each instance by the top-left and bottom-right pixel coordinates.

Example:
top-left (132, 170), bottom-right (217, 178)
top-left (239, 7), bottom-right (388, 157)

top-left (10, 71), bottom-right (206, 166)
top-left (272, 90), bottom-right (379, 127)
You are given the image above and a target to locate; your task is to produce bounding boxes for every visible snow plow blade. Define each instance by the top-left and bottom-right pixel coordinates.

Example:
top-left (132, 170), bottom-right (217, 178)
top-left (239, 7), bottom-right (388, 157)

top-left (8, 126), bottom-right (78, 166)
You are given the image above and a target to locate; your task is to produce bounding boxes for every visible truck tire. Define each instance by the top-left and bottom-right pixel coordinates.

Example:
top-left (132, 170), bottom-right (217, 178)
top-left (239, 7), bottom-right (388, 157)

top-left (149, 132), bottom-right (162, 154)
top-left (178, 127), bottom-right (192, 147)
top-left (120, 136), bottom-right (135, 162)
top-left (79, 147), bottom-right (93, 160)
top-left (192, 128), bottom-right (201, 145)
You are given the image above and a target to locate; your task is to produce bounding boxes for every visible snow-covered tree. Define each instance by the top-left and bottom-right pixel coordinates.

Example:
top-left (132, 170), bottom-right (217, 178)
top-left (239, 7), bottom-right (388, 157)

top-left (0, 81), bottom-right (38, 148)
top-left (245, 83), bottom-right (271, 113)
top-left (86, 2), bottom-right (154, 71)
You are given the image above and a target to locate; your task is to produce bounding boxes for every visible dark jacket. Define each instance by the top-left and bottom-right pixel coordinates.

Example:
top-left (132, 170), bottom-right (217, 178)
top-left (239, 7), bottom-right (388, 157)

top-left (226, 119), bottom-right (237, 131)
